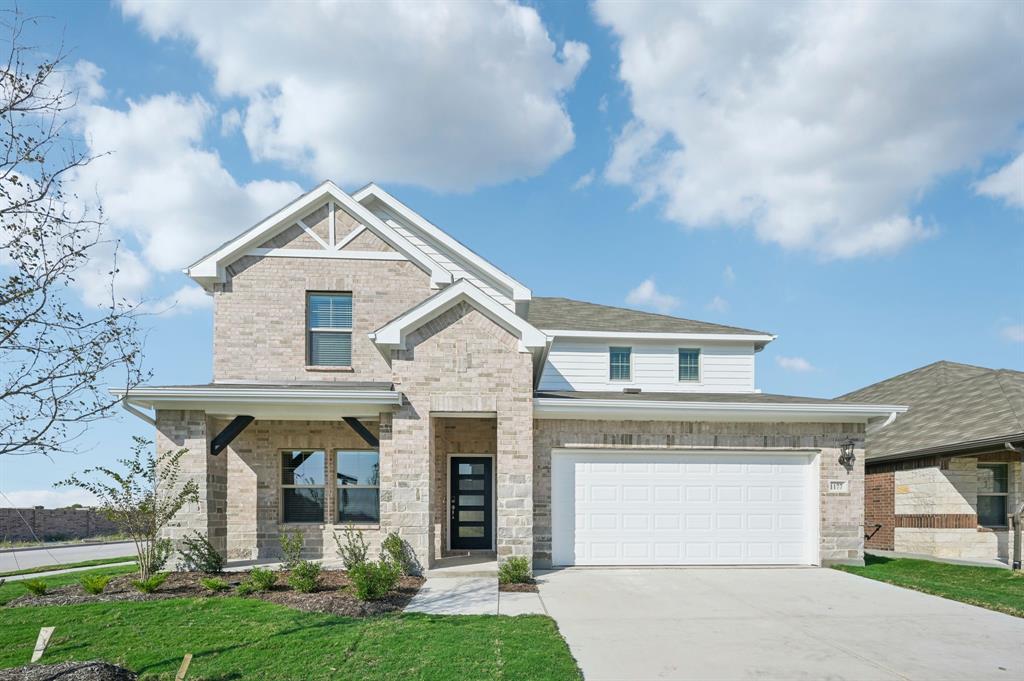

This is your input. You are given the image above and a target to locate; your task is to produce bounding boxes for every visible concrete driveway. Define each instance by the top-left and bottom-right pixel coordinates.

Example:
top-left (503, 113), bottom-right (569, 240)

top-left (537, 567), bottom-right (1024, 680)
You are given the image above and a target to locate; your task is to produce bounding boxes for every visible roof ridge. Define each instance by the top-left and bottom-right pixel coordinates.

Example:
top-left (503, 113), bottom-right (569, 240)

top-left (838, 360), bottom-right (992, 398)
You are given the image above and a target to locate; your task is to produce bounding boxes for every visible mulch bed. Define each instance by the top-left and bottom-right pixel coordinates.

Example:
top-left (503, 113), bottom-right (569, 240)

top-left (498, 581), bottom-right (538, 593)
top-left (6, 570), bottom-right (424, 617)
top-left (0, 660), bottom-right (137, 681)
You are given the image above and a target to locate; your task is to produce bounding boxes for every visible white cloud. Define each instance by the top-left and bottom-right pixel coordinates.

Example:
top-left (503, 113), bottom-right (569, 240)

top-left (598, 94), bottom-right (609, 113)
top-left (572, 170), bottom-right (595, 191)
top-left (707, 295), bottom-right (729, 312)
top-left (0, 488), bottom-right (100, 509)
top-left (722, 265), bottom-right (735, 284)
top-left (626, 278), bottom-right (680, 313)
top-left (594, 1), bottom-right (1023, 258)
top-left (121, 1), bottom-right (589, 192)
top-left (776, 356), bottom-right (816, 373)
top-left (1000, 323), bottom-right (1024, 343)
top-left (220, 108), bottom-right (242, 136)
top-left (976, 153), bottom-right (1024, 208)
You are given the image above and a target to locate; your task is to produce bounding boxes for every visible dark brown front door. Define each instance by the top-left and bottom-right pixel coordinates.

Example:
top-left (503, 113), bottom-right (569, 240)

top-left (450, 456), bottom-right (492, 550)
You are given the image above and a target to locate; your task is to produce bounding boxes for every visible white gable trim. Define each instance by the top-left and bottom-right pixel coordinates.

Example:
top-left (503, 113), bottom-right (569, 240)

top-left (370, 280), bottom-right (548, 353)
top-left (186, 181), bottom-right (452, 289)
top-left (353, 183), bottom-right (531, 302)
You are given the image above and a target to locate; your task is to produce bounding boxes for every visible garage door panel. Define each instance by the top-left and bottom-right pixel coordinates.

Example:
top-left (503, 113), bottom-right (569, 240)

top-left (552, 450), bottom-right (818, 566)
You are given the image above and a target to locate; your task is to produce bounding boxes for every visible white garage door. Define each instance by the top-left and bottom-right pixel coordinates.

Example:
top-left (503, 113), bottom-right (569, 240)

top-left (551, 450), bottom-right (819, 566)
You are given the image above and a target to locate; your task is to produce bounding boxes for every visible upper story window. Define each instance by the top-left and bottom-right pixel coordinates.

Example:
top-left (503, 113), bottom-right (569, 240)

top-left (977, 463), bottom-right (1008, 527)
top-left (609, 346), bottom-right (632, 381)
top-left (308, 293), bottom-right (352, 366)
top-left (678, 348), bottom-right (700, 382)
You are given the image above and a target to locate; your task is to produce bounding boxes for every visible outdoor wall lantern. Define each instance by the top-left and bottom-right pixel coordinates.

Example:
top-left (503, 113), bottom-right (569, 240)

top-left (838, 439), bottom-right (856, 467)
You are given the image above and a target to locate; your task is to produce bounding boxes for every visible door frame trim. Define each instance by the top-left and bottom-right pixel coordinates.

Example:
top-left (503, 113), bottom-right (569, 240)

top-left (446, 453), bottom-right (496, 552)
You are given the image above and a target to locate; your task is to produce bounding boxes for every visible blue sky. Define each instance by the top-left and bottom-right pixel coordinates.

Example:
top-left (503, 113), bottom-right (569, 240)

top-left (3, 1), bottom-right (1022, 505)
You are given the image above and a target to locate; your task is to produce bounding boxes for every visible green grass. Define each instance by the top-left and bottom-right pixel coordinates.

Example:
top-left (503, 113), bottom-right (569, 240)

top-left (0, 565), bottom-right (139, 605)
top-left (0, 555), bottom-right (135, 578)
top-left (836, 554), bottom-right (1024, 617)
top-left (0, 568), bottom-right (581, 681)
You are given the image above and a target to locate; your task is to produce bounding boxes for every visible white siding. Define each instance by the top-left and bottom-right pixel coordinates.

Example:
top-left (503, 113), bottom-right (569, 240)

top-left (539, 339), bottom-right (757, 393)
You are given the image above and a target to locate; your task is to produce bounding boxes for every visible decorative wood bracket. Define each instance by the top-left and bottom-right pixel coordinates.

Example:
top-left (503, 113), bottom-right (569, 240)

top-left (210, 415), bottom-right (254, 456)
top-left (343, 417), bottom-right (379, 448)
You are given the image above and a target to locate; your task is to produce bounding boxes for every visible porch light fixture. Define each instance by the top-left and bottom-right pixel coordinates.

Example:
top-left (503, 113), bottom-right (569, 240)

top-left (838, 439), bottom-right (856, 467)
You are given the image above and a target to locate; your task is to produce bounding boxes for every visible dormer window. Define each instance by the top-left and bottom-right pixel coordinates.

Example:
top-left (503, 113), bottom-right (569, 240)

top-left (678, 348), bottom-right (700, 382)
top-left (609, 346), bottom-right (632, 381)
top-left (308, 293), bottom-right (353, 366)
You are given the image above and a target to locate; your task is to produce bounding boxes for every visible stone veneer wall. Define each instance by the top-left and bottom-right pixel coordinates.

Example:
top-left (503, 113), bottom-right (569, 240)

top-left (532, 419), bottom-right (866, 566)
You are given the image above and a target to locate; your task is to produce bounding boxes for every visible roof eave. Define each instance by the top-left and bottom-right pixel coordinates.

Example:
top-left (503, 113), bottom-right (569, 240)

top-left (540, 329), bottom-right (777, 344)
top-left (866, 433), bottom-right (1024, 465)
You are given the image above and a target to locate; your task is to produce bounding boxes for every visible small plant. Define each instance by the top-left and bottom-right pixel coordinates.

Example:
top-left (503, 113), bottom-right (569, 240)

top-left (177, 531), bottom-right (225, 573)
top-left (279, 531), bottom-right (304, 570)
top-left (132, 572), bottom-right (168, 594)
top-left (22, 579), bottom-right (48, 596)
top-left (348, 558), bottom-right (401, 601)
top-left (236, 581), bottom-right (256, 596)
top-left (288, 560), bottom-right (322, 593)
top-left (381, 532), bottom-right (415, 575)
top-left (249, 567), bottom-right (277, 592)
top-left (200, 577), bottom-right (230, 593)
top-left (498, 556), bottom-right (532, 585)
top-left (80, 574), bottom-right (112, 595)
top-left (333, 525), bottom-right (369, 570)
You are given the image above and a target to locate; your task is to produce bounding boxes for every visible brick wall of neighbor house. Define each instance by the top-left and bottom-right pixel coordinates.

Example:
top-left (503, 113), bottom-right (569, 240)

top-left (0, 508), bottom-right (119, 542)
top-left (212, 254), bottom-right (433, 383)
top-left (532, 420), bottom-right (866, 566)
top-left (391, 302), bottom-right (534, 567)
top-left (864, 470), bottom-right (895, 550)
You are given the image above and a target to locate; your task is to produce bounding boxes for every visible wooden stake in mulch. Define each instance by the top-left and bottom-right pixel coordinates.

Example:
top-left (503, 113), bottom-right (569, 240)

top-left (30, 627), bottom-right (54, 663)
top-left (175, 653), bottom-right (193, 681)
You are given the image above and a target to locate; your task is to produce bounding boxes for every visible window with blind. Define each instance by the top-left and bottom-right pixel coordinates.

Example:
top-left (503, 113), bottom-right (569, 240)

top-left (308, 293), bottom-right (352, 366)
top-left (609, 346), bottom-right (632, 381)
top-left (336, 450), bottom-right (380, 523)
top-left (678, 348), bottom-right (700, 382)
top-left (977, 463), bottom-right (1008, 527)
top-left (281, 450), bottom-right (325, 523)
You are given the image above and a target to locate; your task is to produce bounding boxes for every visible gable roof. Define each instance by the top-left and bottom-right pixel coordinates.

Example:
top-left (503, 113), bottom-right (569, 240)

top-left (186, 181), bottom-right (453, 289)
top-left (527, 297), bottom-right (774, 345)
top-left (839, 361), bottom-right (1024, 461)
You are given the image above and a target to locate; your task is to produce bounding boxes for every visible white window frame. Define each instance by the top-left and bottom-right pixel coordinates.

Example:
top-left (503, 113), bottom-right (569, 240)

top-left (609, 346), bottom-right (633, 382)
top-left (335, 448), bottom-right (381, 525)
top-left (307, 292), bottom-right (353, 367)
top-left (280, 449), bottom-right (327, 524)
top-left (678, 348), bottom-right (701, 383)
top-left (977, 462), bottom-right (1009, 528)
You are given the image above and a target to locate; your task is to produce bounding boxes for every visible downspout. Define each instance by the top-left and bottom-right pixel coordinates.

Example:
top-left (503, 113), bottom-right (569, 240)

top-left (1006, 441), bottom-right (1024, 571)
top-left (866, 410), bottom-right (899, 435)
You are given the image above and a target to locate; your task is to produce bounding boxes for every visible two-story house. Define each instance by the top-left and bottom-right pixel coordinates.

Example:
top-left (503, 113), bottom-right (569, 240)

top-left (116, 181), bottom-right (906, 570)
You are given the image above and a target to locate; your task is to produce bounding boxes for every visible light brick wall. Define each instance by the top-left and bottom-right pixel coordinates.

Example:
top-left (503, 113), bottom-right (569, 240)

top-left (532, 419), bottom-right (866, 566)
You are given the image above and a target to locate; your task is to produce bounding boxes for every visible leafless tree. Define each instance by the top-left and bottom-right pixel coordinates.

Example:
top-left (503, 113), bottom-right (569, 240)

top-left (0, 10), bottom-right (148, 457)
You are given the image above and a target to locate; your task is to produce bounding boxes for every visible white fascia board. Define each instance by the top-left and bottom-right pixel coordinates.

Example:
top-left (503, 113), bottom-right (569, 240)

top-left (534, 397), bottom-right (908, 423)
top-left (371, 279), bottom-right (547, 353)
top-left (186, 181), bottom-right (452, 289)
top-left (353, 183), bottom-right (531, 301)
top-left (541, 329), bottom-right (777, 343)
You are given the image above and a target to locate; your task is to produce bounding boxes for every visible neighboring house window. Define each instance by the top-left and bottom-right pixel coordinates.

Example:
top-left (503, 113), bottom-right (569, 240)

top-left (336, 450), bottom-right (380, 523)
top-left (977, 463), bottom-right (1008, 527)
top-left (308, 293), bottom-right (353, 366)
top-left (609, 346), bottom-right (632, 381)
top-left (678, 348), bottom-right (700, 382)
top-left (281, 450), bottom-right (325, 523)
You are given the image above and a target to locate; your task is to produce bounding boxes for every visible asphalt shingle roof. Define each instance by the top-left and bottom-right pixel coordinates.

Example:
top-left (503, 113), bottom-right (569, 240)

top-left (526, 297), bottom-right (770, 337)
top-left (839, 361), bottom-right (1024, 460)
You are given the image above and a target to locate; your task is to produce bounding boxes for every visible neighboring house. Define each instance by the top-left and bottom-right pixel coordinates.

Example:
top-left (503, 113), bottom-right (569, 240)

top-left (841, 361), bottom-right (1024, 563)
top-left (116, 181), bottom-right (905, 569)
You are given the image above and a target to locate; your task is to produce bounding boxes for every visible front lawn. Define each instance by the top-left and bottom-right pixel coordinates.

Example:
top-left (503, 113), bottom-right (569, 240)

top-left (835, 554), bottom-right (1024, 617)
top-left (0, 568), bottom-right (581, 680)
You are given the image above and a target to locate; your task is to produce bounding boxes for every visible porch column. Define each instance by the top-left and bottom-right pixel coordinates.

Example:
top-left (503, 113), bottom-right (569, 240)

top-left (495, 398), bottom-right (534, 565)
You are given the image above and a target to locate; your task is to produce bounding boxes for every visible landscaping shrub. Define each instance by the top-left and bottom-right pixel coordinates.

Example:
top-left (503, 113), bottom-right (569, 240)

top-left (80, 574), bottom-right (112, 595)
top-left (22, 578), bottom-right (47, 596)
top-left (279, 531), bottom-right (304, 570)
top-left (248, 567), bottom-right (277, 592)
top-left (288, 560), bottom-right (321, 593)
top-left (333, 524), bottom-right (369, 570)
top-left (381, 532), bottom-right (415, 575)
top-left (348, 558), bottom-right (401, 601)
top-left (498, 556), bottom-right (532, 584)
top-left (177, 530), bottom-right (225, 573)
top-left (235, 581), bottom-right (256, 596)
top-left (131, 572), bottom-right (168, 594)
top-left (200, 577), bottom-right (230, 593)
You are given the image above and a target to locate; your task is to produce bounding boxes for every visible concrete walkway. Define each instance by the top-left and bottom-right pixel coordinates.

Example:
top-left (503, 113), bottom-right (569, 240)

top-left (4, 561), bottom-right (135, 582)
top-left (405, 577), bottom-right (546, 616)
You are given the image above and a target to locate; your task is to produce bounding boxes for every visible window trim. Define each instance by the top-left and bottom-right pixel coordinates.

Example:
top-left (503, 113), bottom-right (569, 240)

top-left (280, 449), bottom-right (327, 524)
top-left (977, 462), bottom-right (1009, 528)
top-left (678, 347), bottom-right (701, 383)
top-left (335, 448), bottom-right (381, 525)
top-left (306, 291), bottom-right (353, 368)
top-left (609, 346), bottom-right (633, 382)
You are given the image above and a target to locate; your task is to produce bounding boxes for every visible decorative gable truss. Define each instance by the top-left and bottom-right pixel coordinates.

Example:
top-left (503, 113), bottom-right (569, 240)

top-left (186, 181), bottom-right (453, 290)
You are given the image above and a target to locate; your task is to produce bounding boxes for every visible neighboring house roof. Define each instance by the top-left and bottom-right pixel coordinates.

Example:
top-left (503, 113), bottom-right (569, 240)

top-left (838, 361), bottom-right (1024, 461)
top-left (527, 297), bottom-right (775, 346)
